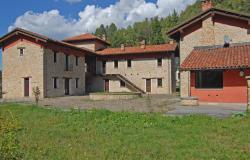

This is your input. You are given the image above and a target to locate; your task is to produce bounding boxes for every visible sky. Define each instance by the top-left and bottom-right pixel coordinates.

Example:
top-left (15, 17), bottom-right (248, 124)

top-left (0, 0), bottom-right (196, 69)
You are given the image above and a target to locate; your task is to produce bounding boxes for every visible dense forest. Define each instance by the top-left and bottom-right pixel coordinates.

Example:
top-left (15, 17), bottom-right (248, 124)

top-left (94, 0), bottom-right (250, 48)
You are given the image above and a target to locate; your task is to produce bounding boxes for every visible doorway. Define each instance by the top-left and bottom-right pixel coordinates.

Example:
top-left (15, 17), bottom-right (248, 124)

top-left (65, 78), bottom-right (70, 95)
top-left (105, 79), bottom-right (109, 92)
top-left (146, 79), bottom-right (151, 93)
top-left (24, 78), bottom-right (29, 97)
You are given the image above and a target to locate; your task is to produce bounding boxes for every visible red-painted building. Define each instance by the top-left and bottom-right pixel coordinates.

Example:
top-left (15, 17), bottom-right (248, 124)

top-left (168, 0), bottom-right (250, 104)
top-left (182, 44), bottom-right (250, 103)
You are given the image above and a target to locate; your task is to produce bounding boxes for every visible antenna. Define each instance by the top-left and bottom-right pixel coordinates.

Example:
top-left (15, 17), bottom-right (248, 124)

top-left (224, 35), bottom-right (231, 47)
top-left (224, 35), bottom-right (231, 44)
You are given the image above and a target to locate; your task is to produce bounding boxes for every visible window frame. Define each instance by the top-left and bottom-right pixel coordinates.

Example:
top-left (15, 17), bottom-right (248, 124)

top-left (157, 58), bottom-right (162, 67)
top-left (53, 51), bottom-right (57, 63)
top-left (127, 59), bottom-right (132, 68)
top-left (75, 56), bottom-right (79, 66)
top-left (157, 78), bottom-right (163, 88)
top-left (75, 78), bottom-right (79, 88)
top-left (195, 70), bottom-right (223, 89)
top-left (19, 48), bottom-right (24, 56)
top-left (114, 60), bottom-right (118, 68)
top-left (102, 61), bottom-right (106, 68)
top-left (65, 55), bottom-right (69, 71)
top-left (53, 77), bottom-right (58, 89)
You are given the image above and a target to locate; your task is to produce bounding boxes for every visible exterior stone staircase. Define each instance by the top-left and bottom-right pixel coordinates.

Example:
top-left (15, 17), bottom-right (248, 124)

top-left (104, 74), bottom-right (146, 94)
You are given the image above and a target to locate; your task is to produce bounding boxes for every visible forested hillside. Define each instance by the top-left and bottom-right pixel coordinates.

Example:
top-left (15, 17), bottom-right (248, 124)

top-left (94, 0), bottom-right (250, 48)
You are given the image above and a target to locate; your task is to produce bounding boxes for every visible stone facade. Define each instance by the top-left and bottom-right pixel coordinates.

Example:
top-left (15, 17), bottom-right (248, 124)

top-left (2, 40), bottom-right (44, 99)
top-left (69, 40), bottom-right (107, 51)
top-left (1, 29), bottom-right (177, 99)
top-left (99, 54), bottom-right (176, 94)
top-left (180, 16), bottom-right (250, 98)
top-left (44, 49), bottom-right (85, 97)
top-left (2, 39), bottom-right (86, 99)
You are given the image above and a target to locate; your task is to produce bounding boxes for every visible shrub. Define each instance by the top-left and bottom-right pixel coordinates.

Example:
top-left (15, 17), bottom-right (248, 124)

top-left (32, 86), bottom-right (41, 105)
top-left (0, 111), bottom-right (23, 160)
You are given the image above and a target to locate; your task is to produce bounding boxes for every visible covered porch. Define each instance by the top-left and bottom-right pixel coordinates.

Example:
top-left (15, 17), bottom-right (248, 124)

top-left (180, 43), bottom-right (250, 108)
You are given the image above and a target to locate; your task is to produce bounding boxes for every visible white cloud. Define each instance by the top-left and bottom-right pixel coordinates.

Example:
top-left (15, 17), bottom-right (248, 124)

top-left (65, 0), bottom-right (82, 4)
top-left (9, 0), bottom-right (196, 40)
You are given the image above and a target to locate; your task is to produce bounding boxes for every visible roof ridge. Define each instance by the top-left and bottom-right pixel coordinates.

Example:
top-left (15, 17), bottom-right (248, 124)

top-left (101, 43), bottom-right (176, 50)
top-left (168, 7), bottom-right (250, 37)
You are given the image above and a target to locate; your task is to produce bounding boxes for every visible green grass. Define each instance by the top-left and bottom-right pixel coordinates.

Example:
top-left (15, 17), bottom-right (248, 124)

top-left (1, 103), bottom-right (250, 160)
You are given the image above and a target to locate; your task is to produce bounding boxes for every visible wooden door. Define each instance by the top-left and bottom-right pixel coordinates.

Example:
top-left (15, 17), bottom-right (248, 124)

top-left (146, 79), bottom-right (151, 93)
top-left (65, 79), bottom-right (70, 95)
top-left (24, 78), bottom-right (29, 97)
top-left (105, 80), bottom-right (109, 92)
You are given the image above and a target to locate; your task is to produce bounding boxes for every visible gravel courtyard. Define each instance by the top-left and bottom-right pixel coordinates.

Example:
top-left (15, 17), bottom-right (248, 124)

top-left (3, 94), bottom-right (247, 118)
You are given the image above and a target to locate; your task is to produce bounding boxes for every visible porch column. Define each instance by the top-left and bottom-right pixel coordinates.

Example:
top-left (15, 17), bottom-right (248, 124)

top-left (245, 76), bottom-right (250, 111)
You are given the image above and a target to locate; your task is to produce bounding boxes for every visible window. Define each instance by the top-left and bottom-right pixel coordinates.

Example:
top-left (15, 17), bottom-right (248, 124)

top-left (54, 52), bottom-right (57, 63)
top-left (120, 80), bottom-right (125, 88)
top-left (102, 61), bottom-right (106, 68)
top-left (114, 60), bottom-right (118, 68)
top-left (127, 59), bottom-right (132, 68)
top-left (75, 78), bottom-right (79, 88)
top-left (19, 48), bottom-right (24, 56)
top-left (157, 58), bottom-right (162, 67)
top-left (75, 56), bottom-right (79, 66)
top-left (102, 61), bottom-right (106, 74)
top-left (53, 77), bottom-right (58, 89)
top-left (195, 71), bottom-right (223, 89)
top-left (65, 55), bottom-right (69, 71)
top-left (157, 78), bottom-right (163, 87)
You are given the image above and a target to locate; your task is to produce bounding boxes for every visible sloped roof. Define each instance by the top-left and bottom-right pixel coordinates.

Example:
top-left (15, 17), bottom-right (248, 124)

top-left (63, 33), bottom-right (110, 45)
top-left (97, 43), bottom-right (177, 55)
top-left (167, 7), bottom-right (250, 38)
top-left (0, 28), bottom-right (96, 55)
top-left (180, 43), bottom-right (250, 71)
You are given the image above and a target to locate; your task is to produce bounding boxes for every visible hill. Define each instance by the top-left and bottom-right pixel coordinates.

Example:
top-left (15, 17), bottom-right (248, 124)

top-left (94, 0), bottom-right (250, 48)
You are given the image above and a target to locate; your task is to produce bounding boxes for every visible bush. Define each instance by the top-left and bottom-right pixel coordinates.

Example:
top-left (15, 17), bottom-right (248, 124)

top-left (0, 111), bottom-right (23, 160)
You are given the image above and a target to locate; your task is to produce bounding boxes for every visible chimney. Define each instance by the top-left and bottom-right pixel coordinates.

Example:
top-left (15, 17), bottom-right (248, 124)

top-left (140, 40), bottom-right (146, 49)
top-left (170, 40), bottom-right (174, 44)
top-left (102, 34), bottom-right (106, 41)
top-left (121, 44), bottom-right (125, 51)
top-left (201, 0), bottom-right (213, 12)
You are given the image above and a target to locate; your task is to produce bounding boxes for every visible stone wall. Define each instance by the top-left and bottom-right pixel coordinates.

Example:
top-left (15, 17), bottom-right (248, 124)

top-left (180, 16), bottom-right (250, 98)
top-left (44, 49), bottom-right (86, 97)
top-left (68, 40), bottom-right (107, 51)
top-left (2, 40), bottom-right (44, 99)
top-left (102, 54), bottom-right (176, 94)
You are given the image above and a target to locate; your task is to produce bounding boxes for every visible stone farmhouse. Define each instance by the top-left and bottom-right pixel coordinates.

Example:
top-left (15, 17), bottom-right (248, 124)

top-left (168, 0), bottom-right (250, 105)
top-left (0, 29), bottom-right (177, 99)
top-left (1, 0), bottom-right (250, 106)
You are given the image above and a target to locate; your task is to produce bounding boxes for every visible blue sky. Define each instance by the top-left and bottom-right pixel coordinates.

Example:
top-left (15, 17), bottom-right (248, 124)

top-left (0, 0), bottom-right (196, 70)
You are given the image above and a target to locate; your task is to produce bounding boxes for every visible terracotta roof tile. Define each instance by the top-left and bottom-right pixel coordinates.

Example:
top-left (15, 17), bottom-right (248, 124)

top-left (0, 28), bottom-right (96, 55)
top-left (180, 43), bottom-right (250, 71)
top-left (63, 33), bottom-right (110, 45)
top-left (96, 43), bottom-right (177, 55)
top-left (168, 8), bottom-right (250, 37)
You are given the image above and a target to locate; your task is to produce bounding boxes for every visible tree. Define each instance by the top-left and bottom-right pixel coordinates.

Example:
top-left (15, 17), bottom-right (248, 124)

top-left (93, 0), bottom-right (249, 47)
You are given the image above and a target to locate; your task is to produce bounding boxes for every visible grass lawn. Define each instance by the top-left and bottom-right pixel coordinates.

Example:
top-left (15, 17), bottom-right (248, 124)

top-left (1, 103), bottom-right (250, 160)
